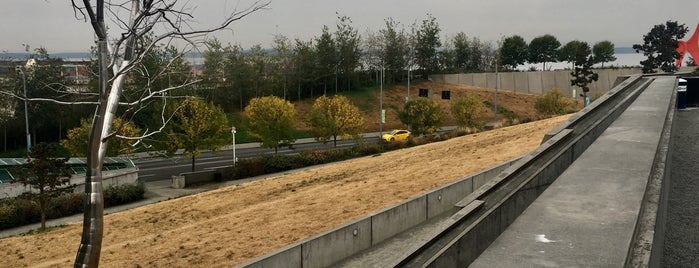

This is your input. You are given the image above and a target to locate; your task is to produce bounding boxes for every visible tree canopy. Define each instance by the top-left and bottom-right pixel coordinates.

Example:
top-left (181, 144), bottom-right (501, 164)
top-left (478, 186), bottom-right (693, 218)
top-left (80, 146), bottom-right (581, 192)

top-left (307, 95), bottom-right (364, 147)
top-left (450, 95), bottom-right (485, 129)
top-left (244, 96), bottom-right (297, 153)
top-left (414, 14), bottom-right (442, 75)
top-left (61, 117), bottom-right (141, 157)
top-left (500, 35), bottom-right (528, 70)
top-left (11, 142), bottom-right (73, 229)
top-left (592, 41), bottom-right (616, 67)
top-left (528, 34), bottom-right (561, 71)
top-left (633, 20), bottom-right (688, 73)
top-left (559, 40), bottom-right (586, 64)
top-left (398, 97), bottom-right (444, 135)
top-left (570, 42), bottom-right (599, 100)
top-left (166, 97), bottom-right (230, 172)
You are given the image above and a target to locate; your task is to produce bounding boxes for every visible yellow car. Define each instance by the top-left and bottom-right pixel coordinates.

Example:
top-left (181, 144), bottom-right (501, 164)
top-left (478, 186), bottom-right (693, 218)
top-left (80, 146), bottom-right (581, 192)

top-left (382, 129), bottom-right (411, 142)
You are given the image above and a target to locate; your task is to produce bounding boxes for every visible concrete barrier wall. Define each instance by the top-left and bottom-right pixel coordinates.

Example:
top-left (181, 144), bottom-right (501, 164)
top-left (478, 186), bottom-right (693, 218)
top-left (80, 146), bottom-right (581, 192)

top-left (237, 159), bottom-right (517, 268)
top-left (372, 196), bottom-right (428, 244)
top-left (171, 167), bottom-right (233, 189)
top-left (430, 68), bottom-right (643, 96)
top-left (0, 168), bottom-right (139, 198)
top-left (303, 218), bottom-right (372, 268)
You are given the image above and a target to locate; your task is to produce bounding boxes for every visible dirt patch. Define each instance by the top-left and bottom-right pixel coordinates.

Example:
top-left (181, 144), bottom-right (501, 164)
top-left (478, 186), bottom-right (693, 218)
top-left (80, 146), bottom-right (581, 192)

top-left (0, 113), bottom-right (571, 267)
top-left (295, 81), bottom-right (545, 133)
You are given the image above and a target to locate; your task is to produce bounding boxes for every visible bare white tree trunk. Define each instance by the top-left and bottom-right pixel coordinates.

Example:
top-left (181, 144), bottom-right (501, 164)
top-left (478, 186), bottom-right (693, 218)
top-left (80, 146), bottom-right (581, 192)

top-left (68, 1), bottom-right (269, 266)
top-left (74, 1), bottom-right (138, 267)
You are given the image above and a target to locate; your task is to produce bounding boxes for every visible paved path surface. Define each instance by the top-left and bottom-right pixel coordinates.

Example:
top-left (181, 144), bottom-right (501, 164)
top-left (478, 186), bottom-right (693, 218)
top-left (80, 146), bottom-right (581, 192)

top-left (470, 77), bottom-right (675, 267)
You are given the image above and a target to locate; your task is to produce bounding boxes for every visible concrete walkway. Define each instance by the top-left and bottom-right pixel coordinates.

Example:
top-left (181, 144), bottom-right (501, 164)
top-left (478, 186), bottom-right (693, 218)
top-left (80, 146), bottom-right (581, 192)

top-left (470, 77), bottom-right (675, 267)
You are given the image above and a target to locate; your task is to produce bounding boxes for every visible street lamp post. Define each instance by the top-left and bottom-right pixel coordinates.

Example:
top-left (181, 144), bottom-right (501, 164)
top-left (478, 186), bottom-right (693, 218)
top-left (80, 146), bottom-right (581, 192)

top-left (16, 67), bottom-right (30, 151)
top-left (231, 126), bottom-right (237, 167)
top-left (379, 67), bottom-right (384, 136)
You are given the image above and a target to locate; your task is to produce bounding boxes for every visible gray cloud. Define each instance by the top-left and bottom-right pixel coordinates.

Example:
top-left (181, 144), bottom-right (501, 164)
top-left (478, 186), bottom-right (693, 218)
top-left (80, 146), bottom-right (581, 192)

top-left (1, 0), bottom-right (697, 53)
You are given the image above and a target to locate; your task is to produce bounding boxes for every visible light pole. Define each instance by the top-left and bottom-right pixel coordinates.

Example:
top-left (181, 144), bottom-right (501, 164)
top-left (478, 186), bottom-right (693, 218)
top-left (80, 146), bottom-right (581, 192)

top-left (379, 67), bottom-right (384, 136)
top-left (231, 126), bottom-right (237, 167)
top-left (494, 54), bottom-right (498, 123)
top-left (16, 66), bottom-right (30, 151)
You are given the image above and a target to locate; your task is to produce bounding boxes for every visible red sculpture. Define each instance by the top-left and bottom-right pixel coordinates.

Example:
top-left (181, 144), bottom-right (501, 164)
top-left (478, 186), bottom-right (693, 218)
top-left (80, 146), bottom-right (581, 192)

top-left (676, 23), bottom-right (699, 66)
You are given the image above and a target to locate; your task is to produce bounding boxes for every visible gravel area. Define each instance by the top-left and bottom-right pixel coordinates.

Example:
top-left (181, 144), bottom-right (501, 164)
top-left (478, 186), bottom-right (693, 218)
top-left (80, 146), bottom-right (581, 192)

top-left (662, 107), bottom-right (699, 267)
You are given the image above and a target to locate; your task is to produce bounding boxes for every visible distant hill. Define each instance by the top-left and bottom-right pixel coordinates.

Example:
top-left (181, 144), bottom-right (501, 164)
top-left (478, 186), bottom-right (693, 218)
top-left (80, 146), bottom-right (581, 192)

top-left (1, 52), bottom-right (92, 60)
top-left (615, 47), bottom-right (637, 54)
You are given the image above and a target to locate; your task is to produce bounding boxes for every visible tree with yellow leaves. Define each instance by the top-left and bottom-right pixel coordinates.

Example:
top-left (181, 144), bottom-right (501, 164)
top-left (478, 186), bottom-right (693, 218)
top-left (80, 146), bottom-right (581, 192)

top-left (308, 95), bottom-right (364, 147)
top-left (167, 97), bottom-right (230, 172)
top-left (61, 118), bottom-right (141, 157)
top-left (244, 96), bottom-right (297, 153)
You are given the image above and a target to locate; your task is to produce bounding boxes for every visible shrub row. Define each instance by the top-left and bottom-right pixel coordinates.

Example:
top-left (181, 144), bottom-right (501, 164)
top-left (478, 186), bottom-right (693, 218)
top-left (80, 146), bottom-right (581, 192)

top-left (0, 183), bottom-right (145, 230)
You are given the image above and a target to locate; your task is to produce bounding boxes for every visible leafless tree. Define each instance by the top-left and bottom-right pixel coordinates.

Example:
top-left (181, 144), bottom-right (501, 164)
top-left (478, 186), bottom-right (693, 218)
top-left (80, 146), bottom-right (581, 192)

top-left (67, 1), bottom-right (269, 267)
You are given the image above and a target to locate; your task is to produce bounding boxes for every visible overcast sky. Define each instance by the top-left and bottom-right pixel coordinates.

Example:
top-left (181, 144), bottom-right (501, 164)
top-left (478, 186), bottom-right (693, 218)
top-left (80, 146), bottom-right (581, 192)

top-left (1, 0), bottom-right (698, 53)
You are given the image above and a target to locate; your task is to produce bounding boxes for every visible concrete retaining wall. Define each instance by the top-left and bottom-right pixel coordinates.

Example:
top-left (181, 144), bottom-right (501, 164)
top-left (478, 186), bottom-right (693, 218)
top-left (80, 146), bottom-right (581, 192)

top-left (237, 159), bottom-right (519, 268)
top-left (171, 167), bottom-right (233, 189)
top-left (0, 168), bottom-right (139, 198)
top-left (429, 68), bottom-right (642, 95)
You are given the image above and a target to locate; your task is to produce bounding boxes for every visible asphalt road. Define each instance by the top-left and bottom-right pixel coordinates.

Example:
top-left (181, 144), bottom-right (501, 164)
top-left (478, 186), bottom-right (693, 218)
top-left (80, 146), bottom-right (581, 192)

top-left (134, 138), bottom-right (367, 182)
top-left (661, 107), bottom-right (699, 267)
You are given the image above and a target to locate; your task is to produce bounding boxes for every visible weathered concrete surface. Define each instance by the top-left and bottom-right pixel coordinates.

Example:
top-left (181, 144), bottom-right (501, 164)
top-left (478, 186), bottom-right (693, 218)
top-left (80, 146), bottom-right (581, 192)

top-left (470, 77), bottom-right (674, 267)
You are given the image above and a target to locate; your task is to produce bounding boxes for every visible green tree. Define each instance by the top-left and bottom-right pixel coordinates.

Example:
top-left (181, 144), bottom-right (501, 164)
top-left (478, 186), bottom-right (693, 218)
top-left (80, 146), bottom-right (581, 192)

top-left (414, 14), bottom-right (442, 75)
top-left (11, 142), bottom-right (73, 229)
top-left (398, 97), bottom-right (444, 135)
top-left (61, 118), bottom-right (141, 157)
top-left (559, 40), bottom-right (586, 66)
top-left (335, 14), bottom-right (362, 91)
top-left (272, 34), bottom-right (294, 100)
top-left (316, 25), bottom-right (337, 94)
top-left (201, 39), bottom-right (229, 108)
top-left (126, 40), bottom-right (192, 128)
top-left (10, 48), bottom-right (84, 146)
top-left (245, 96), bottom-right (297, 153)
top-left (166, 97), bottom-right (230, 172)
top-left (307, 95), bottom-right (364, 147)
top-left (450, 95), bottom-right (485, 129)
top-left (500, 35), bottom-right (528, 70)
top-left (443, 33), bottom-right (490, 72)
top-left (633, 21), bottom-right (688, 73)
top-left (292, 38), bottom-right (318, 100)
top-left (592, 40), bottom-right (616, 67)
top-left (224, 44), bottom-right (254, 111)
top-left (528, 34), bottom-right (561, 71)
top-left (381, 17), bottom-right (408, 82)
top-left (248, 44), bottom-right (270, 97)
top-left (570, 42), bottom-right (599, 101)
